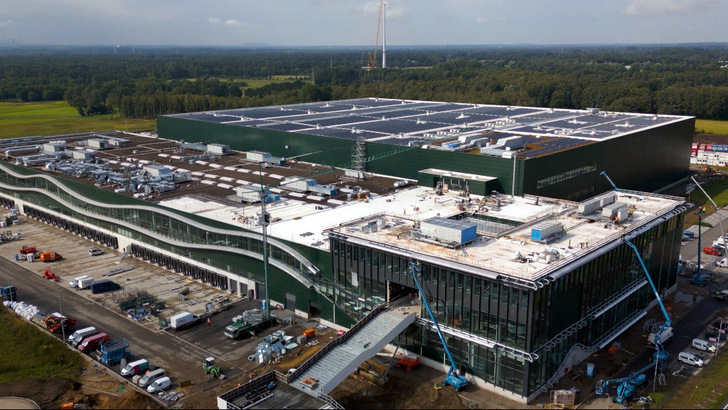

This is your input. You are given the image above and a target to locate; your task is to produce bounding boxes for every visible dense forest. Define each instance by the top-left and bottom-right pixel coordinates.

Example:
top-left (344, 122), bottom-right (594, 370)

top-left (1, 44), bottom-right (727, 119)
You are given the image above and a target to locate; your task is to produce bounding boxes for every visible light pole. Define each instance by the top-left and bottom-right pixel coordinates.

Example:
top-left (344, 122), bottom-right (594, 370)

top-left (257, 164), bottom-right (270, 320)
top-left (697, 208), bottom-right (705, 278)
top-left (58, 295), bottom-right (66, 344)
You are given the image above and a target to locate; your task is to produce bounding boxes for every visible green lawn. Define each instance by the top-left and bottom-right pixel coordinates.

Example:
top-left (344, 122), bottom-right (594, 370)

top-left (0, 101), bottom-right (156, 139)
top-left (0, 306), bottom-right (84, 383)
top-left (696, 119), bottom-right (728, 135)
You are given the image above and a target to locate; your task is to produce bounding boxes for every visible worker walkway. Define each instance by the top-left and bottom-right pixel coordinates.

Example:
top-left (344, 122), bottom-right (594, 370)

top-left (291, 306), bottom-right (416, 396)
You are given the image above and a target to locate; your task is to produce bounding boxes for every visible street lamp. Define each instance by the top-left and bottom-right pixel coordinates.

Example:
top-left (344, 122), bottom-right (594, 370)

top-left (697, 207), bottom-right (705, 278)
top-left (58, 295), bottom-right (66, 344)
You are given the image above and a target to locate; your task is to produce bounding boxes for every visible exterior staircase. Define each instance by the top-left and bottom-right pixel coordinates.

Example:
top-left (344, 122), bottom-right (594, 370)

top-left (291, 307), bottom-right (416, 396)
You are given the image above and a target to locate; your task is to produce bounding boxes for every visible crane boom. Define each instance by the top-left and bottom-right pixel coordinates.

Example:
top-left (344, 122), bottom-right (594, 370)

top-left (409, 261), bottom-right (468, 391)
top-left (368, 2), bottom-right (385, 69)
top-left (594, 172), bottom-right (671, 404)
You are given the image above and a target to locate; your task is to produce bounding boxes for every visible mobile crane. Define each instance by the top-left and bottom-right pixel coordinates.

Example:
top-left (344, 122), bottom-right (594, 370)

top-left (409, 261), bottom-right (468, 391)
top-left (595, 239), bottom-right (671, 404)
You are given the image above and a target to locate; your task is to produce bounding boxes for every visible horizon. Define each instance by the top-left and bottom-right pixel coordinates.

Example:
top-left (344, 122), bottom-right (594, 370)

top-left (2, 1), bottom-right (727, 48)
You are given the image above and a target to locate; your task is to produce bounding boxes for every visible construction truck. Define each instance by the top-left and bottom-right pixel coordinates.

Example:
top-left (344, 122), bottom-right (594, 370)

top-left (97, 340), bottom-right (131, 365)
top-left (0, 285), bottom-right (17, 301)
top-left (224, 316), bottom-right (273, 339)
top-left (595, 239), bottom-right (671, 404)
top-left (44, 313), bottom-right (77, 334)
top-left (409, 261), bottom-right (468, 391)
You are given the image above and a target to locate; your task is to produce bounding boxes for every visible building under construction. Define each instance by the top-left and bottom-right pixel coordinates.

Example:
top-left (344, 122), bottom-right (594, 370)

top-left (0, 98), bottom-right (690, 402)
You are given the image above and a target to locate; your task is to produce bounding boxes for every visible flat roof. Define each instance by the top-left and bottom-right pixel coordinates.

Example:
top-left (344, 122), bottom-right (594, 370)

top-left (164, 98), bottom-right (693, 158)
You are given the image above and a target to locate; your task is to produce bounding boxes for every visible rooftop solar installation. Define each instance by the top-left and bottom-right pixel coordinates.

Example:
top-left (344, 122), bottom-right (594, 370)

top-left (165, 98), bottom-right (691, 159)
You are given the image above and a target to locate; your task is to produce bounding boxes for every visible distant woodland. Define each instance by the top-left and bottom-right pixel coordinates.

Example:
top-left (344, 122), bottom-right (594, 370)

top-left (1, 44), bottom-right (727, 120)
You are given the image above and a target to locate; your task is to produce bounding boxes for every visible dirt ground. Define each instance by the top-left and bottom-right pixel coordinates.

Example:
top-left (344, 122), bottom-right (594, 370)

top-left (0, 360), bottom-right (162, 410)
top-left (328, 357), bottom-right (518, 410)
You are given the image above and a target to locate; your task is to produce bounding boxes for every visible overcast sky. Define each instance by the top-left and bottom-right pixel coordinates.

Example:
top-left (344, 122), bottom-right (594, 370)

top-left (1, 0), bottom-right (726, 47)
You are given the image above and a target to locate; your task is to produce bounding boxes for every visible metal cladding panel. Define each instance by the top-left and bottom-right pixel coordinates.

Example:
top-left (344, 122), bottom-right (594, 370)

top-left (521, 118), bottom-right (693, 201)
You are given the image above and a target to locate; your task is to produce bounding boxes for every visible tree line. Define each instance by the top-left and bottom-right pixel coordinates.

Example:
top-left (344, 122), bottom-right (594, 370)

top-left (0, 44), bottom-right (727, 120)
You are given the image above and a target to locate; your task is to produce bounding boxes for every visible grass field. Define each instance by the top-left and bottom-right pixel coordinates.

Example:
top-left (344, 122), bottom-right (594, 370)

top-left (695, 119), bottom-right (728, 135)
top-left (0, 101), bottom-right (156, 139)
top-left (0, 306), bottom-right (84, 383)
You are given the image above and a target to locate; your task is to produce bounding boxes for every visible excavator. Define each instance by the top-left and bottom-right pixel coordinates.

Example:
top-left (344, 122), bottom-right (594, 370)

top-left (409, 261), bottom-right (468, 391)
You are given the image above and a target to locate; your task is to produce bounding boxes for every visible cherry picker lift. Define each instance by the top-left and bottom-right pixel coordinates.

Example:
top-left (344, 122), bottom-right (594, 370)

top-left (409, 261), bottom-right (468, 391)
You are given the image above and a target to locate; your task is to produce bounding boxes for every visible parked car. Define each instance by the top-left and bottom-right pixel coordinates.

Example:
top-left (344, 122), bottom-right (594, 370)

top-left (704, 247), bottom-right (723, 256)
top-left (678, 351), bottom-right (704, 367)
top-left (692, 338), bottom-right (717, 353)
top-left (717, 258), bottom-right (728, 268)
top-left (682, 231), bottom-right (695, 239)
top-left (88, 248), bottom-right (104, 256)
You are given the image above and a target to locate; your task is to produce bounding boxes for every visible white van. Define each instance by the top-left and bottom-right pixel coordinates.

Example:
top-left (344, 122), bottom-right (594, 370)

top-left (678, 351), bottom-right (704, 367)
top-left (692, 338), bottom-right (717, 353)
top-left (88, 248), bottom-right (104, 256)
top-left (68, 326), bottom-right (97, 347)
top-left (69, 275), bottom-right (90, 288)
top-left (147, 376), bottom-right (171, 393)
top-left (138, 368), bottom-right (166, 388)
top-left (121, 359), bottom-right (149, 377)
top-left (77, 277), bottom-right (95, 290)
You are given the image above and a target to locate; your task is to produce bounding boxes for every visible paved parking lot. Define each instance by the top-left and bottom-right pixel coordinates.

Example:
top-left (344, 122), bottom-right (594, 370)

top-left (0, 216), bottom-right (321, 407)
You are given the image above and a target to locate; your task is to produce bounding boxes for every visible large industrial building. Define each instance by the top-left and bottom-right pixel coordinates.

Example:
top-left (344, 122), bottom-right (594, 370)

top-left (0, 98), bottom-right (691, 402)
top-left (158, 98), bottom-right (694, 201)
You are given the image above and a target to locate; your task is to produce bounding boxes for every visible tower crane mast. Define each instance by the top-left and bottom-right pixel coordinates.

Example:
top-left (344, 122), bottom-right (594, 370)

top-left (367, 2), bottom-right (385, 69)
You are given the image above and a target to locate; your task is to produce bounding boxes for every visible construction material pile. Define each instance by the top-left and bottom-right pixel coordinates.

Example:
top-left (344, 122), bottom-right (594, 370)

top-left (3, 300), bottom-right (40, 320)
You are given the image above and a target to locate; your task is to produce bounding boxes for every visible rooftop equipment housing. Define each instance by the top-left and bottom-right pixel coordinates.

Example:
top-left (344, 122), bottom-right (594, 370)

top-left (420, 217), bottom-right (477, 246)
top-left (531, 221), bottom-right (565, 243)
top-left (281, 178), bottom-right (337, 196)
top-left (207, 143), bottom-right (232, 155)
top-left (87, 139), bottom-right (110, 150)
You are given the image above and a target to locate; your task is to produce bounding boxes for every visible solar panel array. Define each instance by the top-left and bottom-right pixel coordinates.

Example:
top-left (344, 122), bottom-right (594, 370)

top-left (167, 98), bottom-right (688, 158)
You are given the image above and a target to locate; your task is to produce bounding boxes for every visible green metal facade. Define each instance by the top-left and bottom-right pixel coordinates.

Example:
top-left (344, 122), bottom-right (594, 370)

top-left (158, 115), bottom-right (693, 202)
top-left (0, 162), bottom-right (354, 326)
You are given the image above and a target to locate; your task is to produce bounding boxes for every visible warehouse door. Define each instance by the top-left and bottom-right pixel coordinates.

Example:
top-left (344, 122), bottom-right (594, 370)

top-left (284, 293), bottom-right (296, 311)
top-left (309, 301), bottom-right (321, 318)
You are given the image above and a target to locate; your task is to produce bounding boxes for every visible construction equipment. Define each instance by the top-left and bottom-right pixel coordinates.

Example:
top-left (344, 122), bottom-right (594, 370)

top-left (97, 340), bottom-right (131, 365)
top-left (43, 269), bottom-right (60, 282)
top-left (0, 285), bottom-right (17, 301)
top-left (19, 246), bottom-right (38, 261)
top-left (395, 356), bottom-right (420, 371)
top-left (594, 239), bottom-right (670, 404)
top-left (202, 357), bottom-right (221, 378)
top-left (44, 313), bottom-right (77, 334)
top-left (409, 261), bottom-right (468, 391)
top-left (224, 317), bottom-right (273, 339)
top-left (366, 1), bottom-right (385, 69)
